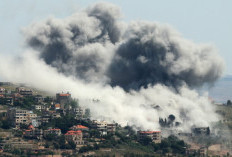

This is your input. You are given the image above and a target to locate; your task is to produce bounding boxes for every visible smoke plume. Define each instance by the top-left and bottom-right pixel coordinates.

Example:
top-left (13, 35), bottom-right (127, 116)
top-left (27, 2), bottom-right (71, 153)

top-left (0, 2), bottom-right (225, 132)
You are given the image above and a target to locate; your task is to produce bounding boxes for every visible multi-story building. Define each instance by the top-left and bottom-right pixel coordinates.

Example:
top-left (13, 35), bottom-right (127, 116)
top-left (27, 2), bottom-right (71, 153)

top-left (56, 93), bottom-right (71, 109)
top-left (70, 125), bottom-right (89, 138)
top-left (91, 120), bottom-right (116, 135)
top-left (37, 114), bottom-right (51, 124)
top-left (0, 96), bottom-right (13, 106)
top-left (16, 87), bottom-right (33, 97)
top-left (35, 105), bottom-right (47, 111)
top-left (192, 127), bottom-right (210, 135)
top-left (137, 131), bottom-right (161, 144)
top-left (43, 128), bottom-right (61, 137)
top-left (0, 87), bottom-right (5, 94)
top-left (74, 107), bottom-right (84, 119)
top-left (65, 130), bottom-right (83, 145)
top-left (107, 123), bottom-right (116, 134)
top-left (34, 95), bottom-right (44, 103)
top-left (91, 120), bottom-right (108, 135)
top-left (7, 108), bottom-right (37, 128)
top-left (24, 125), bottom-right (43, 139)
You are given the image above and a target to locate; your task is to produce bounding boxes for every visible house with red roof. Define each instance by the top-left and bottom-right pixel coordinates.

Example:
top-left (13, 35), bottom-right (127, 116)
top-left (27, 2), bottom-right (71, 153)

top-left (24, 125), bottom-right (43, 140)
top-left (70, 125), bottom-right (89, 138)
top-left (70, 125), bottom-right (89, 131)
top-left (65, 130), bottom-right (83, 146)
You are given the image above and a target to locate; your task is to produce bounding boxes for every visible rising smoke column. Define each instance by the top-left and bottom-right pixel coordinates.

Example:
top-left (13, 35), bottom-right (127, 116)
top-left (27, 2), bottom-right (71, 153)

top-left (1, 2), bottom-right (224, 131)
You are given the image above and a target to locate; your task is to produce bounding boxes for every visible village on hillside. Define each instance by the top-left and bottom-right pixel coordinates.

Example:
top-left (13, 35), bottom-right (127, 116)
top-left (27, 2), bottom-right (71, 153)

top-left (0, 82), bottom-right (231, 156)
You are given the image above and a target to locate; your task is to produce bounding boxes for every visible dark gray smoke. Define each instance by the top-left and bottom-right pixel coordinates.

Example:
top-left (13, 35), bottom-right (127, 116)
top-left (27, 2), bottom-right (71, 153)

top-left (25, 2), bottom-right (224, 90)
top-left (108, 22), bottom-right (223, 90)
top-left (26, 2), bottom-right (121, 82)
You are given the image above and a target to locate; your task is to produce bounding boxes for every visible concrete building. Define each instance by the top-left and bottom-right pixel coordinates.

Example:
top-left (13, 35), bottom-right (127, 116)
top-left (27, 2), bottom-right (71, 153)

top-left (56, 93), bottom-right (71, 109)
top-left (65, 130), bottom-right (83, 145)
top-left (70, 125), bottom-right (89, 138)
top-left (192, 127), bottom-right (210, 135)
top-left (0, 96), bottom-right (13, 106)
top-left (74, 107), bottom-right (84, 119)
top-left (0, 87), bottom-right (5, 94)
top-left (24, 125), bottom-right (43, 140)
top-left (43, 128), bottom-right (61, 137)
top-left (91, 120), bottom-right (108, 135)
top-left (16, 87), bottom-right (33, 97)
top-left (35, 105), bottom-right (47, 111)
top-left (137, 131), bottom-right (161, 144)
top-left (7, 108), bottom-right (37, 128)
top-left (107, 123), bottom-right (116, 134)
top-left (34, 95), bottom-right (44, 103)
top-left (91, 120), bottom-right (116, 135)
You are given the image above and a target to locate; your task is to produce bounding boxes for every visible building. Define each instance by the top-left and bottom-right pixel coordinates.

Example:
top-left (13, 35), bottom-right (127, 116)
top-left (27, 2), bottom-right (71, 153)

top-left (43, 128), bottom-right (61, 137)
top-left (137, 131), bottom-right (161, 144)
top-left (7, 108), bottom-right (37, 128)
top-left (54, 103), bottom-right (61, 110)
top-left (12, 93), bottom-right (23, 102)
top-left (34, 95), bottom-right (44, 103)
top-left (74, 107), bottom-right (84, 119)
top-left (24, 125), bottom-right (43, 140)
top-left (0, 96), bottom-right (13, 106)
top-left (51, 112), bottom-right (61, 119)
top-left (35, 105), bottom-right (47, 111)
top-left (70, 125), bottom-right (89, 131)
top-left (91, 120), bottom-right (116, 135)
top-left (91, 120), bottom-right (108, 135)
top-left (70, 125), bottom-right (89, 138)
top-left (56, 93), bottom-right (71, 109)
top-left (192, 127), bottom-right (210, 135)
top-left (4, 97), bottom-right (13, 105)
top-left (0, 87), bottom-right (5, 94)
top-left (16, 87), bottom-right (33, 97)
top-left (37, 114), bottom-right (51, 124)
top-left (65, 130), bottom-right (83, 145)
top-left (107, 123), bottom-right (116, 134)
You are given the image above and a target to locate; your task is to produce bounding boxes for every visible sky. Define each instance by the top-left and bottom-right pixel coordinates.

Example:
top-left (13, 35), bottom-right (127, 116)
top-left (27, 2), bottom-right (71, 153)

top-left (0, 0), bottom-right (231, 75)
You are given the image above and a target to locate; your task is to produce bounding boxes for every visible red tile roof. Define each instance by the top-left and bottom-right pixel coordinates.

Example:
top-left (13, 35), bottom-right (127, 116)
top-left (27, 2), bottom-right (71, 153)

top-left (65, 130), bottom-right (82, 135)
top-left (58, 94), bottom-right (71, 97)
top-left (28, 125), bottom-right (34, 130)
top-left (75, 125), bottom-right (88, 129)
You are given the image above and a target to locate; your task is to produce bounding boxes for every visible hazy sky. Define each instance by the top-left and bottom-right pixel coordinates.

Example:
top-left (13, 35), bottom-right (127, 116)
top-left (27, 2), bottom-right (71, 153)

top-left (0, 0), bottom-right (231, 75)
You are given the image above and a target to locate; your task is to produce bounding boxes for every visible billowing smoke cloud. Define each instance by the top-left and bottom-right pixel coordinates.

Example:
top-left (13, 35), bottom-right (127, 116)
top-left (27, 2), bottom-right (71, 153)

top-left (109, 22), bottom-right (224, 90)
top-left (0, 2), bottom-right (225, 132)
top-left (25, 2), bottom-right (122, 82)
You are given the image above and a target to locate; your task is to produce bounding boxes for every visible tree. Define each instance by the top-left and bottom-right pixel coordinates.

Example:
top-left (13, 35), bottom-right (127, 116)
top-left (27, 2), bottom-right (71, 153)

top-left (139, 136), bottom-right (152, 146)
top-left (227, 100), bottom-right (232, 106)
top-left (70, 99), bottom-right (79, 109)
top-left (68, 141), bottom-right (76, 149)
top-left (84, 108), bottom-right (91, 118)
top-left (1, 119), bottom-right (12, 129)
top-left (168, 114), bottom-right (175, 122)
